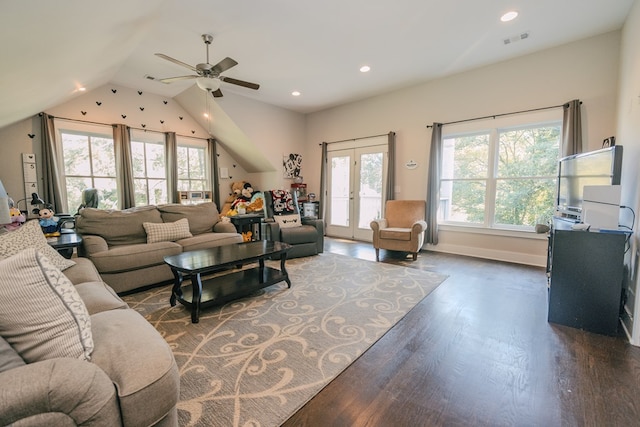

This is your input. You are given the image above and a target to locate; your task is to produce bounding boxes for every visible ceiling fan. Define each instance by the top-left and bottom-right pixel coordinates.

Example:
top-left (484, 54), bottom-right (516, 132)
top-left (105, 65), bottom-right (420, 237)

top-left (146, 34), bottom-right (259, 98)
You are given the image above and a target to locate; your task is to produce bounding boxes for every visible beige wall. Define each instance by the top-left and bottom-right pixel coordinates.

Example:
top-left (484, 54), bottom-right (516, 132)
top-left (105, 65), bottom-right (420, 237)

top-left (616, 0), bottom-right (640, 345)
top-left (304, 31), bottom-right (623, 266)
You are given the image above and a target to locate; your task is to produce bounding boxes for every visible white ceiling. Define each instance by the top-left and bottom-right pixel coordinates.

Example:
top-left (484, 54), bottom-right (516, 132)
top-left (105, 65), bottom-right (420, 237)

top-left (0, 0), bottom-right (635, 130)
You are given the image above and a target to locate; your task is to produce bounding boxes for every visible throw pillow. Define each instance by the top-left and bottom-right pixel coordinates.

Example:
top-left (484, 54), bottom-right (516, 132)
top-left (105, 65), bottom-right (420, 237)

top-left (143, 218), bottom-right (193, 243)
top-left (0, 219), bottom-right (75, 271)
top-left (0, 248), bottom-right (93, 363)
top-left (270, 190), bottom-right (296, 214)
top-left (274, 213), bottom-right (302, 229)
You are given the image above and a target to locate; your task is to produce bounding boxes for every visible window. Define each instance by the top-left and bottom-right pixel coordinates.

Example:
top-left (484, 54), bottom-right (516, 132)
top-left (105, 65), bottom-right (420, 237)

top-left (439, 117), bottom-right (561, 230)
top-left (177, 137), bottom-right (209, 191)
top-left (59, 123), bottom-right (118, 212)
top-left (131, 130), bottom-right (167, 205)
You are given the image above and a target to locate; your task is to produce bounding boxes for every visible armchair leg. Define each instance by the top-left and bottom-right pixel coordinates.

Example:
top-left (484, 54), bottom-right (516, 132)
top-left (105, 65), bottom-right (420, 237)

top-left (375, 248), bottom-right (380, 262)
top-left (412, 252), bottom-right (417, 261)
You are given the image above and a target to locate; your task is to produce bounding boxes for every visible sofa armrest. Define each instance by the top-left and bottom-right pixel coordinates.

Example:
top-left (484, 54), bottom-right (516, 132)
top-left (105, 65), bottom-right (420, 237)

top-left (370, 218), bottom-right (388, 232)
top-left (412, 220), bottom-right (428, 234)
top-left (262, 221), bottom-right (280, 241)
top-left (0, 358), bottom-right (120, 426)
top-left (79, 235), bottom-right (109, 257)
top-left (213, 221), bottom-right (238, 234)
top-left (302, 218), bottom-right (324, 253)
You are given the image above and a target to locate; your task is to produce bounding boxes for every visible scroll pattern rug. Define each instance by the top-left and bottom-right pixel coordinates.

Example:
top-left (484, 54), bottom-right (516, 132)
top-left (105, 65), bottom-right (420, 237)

top-left (122, 252), bottom-right (447, 427)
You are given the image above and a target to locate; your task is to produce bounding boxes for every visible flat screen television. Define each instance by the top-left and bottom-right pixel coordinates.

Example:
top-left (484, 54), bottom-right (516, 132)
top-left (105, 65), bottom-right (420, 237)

top-left (555, 145), bottom-right (623, 221)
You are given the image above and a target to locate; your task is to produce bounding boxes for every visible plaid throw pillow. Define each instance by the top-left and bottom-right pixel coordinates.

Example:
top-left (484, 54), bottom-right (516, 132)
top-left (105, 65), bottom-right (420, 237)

top-left (143, 218), bottom-right (193, 243)
top-left (270, 190), bottom-right (296, 214)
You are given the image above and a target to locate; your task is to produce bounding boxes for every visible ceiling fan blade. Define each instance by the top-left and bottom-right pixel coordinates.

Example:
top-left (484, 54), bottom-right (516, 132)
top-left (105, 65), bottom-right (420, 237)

top-left (211, 57), bottom-right (238, 74)
top-left (159, 75), bottom-right (198, 84)
top-left (220, 76), bottom-right (260, 90)
top-left (211, 89), bottom-right (224, 98)
top-left (155, 53), bottom-right (198, 72)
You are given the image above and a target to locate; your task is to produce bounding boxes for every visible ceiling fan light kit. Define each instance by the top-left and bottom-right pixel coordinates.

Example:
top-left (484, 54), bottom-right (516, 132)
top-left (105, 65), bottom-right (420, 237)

top-left (150, 34), bottom-right (259, 98)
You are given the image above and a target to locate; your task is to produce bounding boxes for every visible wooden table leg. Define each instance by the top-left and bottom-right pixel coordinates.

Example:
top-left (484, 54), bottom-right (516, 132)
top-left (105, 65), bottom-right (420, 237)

top-left (280, 252), bottom-right (291, 288)
top-left (191, 272), bottom-right (202, 323)
top-left (170, 269), bottom-right (183, 307)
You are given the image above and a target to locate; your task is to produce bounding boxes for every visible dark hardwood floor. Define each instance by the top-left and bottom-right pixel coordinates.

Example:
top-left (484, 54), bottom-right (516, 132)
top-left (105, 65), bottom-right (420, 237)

top-left (282, 238), bottom-right (640, 426)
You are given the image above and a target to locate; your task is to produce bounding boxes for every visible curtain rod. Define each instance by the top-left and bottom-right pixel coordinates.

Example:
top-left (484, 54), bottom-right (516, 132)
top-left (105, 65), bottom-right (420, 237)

top-left (42, 114), bottom-right (208, 140)
top-left (425, 102), bottom-right (575, 128)
top-left (318, 131), bottom-right (392, 145)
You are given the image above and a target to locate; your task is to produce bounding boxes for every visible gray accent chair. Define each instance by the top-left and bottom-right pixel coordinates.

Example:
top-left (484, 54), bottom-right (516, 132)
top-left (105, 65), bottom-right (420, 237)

top-left (262, 190), bottom-right (324, 258)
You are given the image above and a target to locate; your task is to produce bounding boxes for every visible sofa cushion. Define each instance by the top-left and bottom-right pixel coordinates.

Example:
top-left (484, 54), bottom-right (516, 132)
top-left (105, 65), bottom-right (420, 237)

top-left (143, 218), bottom-right (193, 243)
top-left (74, 281), bottom-right (128, 315)
top-left (0, 249), bottom-right (93, 363)
top-left (380, 228), bottom-right (412, 241)
top-left (158, 202), bottom-right (220, 235)
top-left (62, 256), bottom-right (103, 285)
top-left (177, 232), bottom-right (244, 252)
top-left (90, 309), bottom-right (179, 426)
top-left (76, 205), bottom-right (163, 246)
top-left (269, 190), bottom-right (296, 214)
top-left (281, 225), bottom-right (319, 245)
top-left (0, 220), bottom-right (75, 271)
top-left (89, 242), bottom-right (182, 274)
top-left (0, 336), bottom-right (25, 372)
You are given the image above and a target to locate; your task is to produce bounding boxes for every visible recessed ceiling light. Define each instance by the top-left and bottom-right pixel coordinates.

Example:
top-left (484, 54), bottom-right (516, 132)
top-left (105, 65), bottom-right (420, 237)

top-left (501, 11), bottom-right (518, 22)
top-left (292, 91), bottom-right (301, 97)
top-left (360, 65), bottom-right (371, 73)
top-left (203, 112), bottom-right (209, 118)
top-left (78, 87), bottom-right (86, 92)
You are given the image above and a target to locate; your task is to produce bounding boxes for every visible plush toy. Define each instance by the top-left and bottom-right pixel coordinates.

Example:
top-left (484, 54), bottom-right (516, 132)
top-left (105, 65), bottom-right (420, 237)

top-left (3, 207), bottom-right (26, 231)
top-left (33, 204), bottom-right (60, 237)
top-left (231, 182), bottom-right (255, 211)
top-left (220, 180), bottom-right (247, 216)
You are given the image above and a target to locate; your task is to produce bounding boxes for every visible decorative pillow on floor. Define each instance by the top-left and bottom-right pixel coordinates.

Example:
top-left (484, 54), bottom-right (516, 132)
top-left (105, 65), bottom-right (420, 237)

top-left (0, 219), bottom-right (75, 270)
top-left (274, 213), bottom-right (302, 229)
top-left (0, 248), bottom-right (93, 363)
top-left (143, 218), bottom-right (192, 243)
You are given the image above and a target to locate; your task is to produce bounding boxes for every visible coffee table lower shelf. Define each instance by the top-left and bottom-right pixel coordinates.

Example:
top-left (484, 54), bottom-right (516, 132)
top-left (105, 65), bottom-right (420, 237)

top-left (173, 266), bottom-right (290, 322)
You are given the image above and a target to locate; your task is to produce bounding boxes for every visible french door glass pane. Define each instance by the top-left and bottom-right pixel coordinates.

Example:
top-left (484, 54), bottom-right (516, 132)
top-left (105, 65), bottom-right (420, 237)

top-left (331, 156), bottom-right (350, 226)
top-left (358, 152), bottom-right (383, 228)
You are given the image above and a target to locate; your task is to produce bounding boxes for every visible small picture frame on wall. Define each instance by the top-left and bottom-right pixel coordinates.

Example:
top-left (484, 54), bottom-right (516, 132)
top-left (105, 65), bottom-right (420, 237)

top-left (283, 153), bottom-right (302, 178)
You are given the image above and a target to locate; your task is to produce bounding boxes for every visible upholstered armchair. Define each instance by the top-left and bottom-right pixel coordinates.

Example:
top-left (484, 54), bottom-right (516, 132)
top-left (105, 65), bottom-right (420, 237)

top-left (263, 190), bottom-right (324, 258)
top-left (370, 200), bottom-right (427, 261)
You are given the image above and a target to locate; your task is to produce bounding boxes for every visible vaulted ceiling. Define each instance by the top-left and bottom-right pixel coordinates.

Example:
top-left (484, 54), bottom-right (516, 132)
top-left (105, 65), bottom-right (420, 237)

top-left (0, 0), bottom-right (635, 130)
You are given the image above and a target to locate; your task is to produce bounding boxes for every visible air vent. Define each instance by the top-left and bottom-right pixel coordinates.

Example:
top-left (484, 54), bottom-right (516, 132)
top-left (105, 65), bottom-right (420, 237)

top-left (503, 31), bottom-right (530, 45)
top-left (144, 74), bottom-right (156, 81)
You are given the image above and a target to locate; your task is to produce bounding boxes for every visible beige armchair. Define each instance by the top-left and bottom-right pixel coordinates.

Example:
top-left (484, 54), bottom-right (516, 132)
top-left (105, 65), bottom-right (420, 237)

top-left (370, 200), bottom-right (427, 262)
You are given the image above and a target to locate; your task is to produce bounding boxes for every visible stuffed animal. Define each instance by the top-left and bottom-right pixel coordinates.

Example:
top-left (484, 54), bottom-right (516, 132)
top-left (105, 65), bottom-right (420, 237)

top-left (3, 207), bottom-right (26, 231)
top-left (33, 204), bottom-right (60, 236)
top-left (231, 182), bottom-right (255, 211)
top-left (220, 180), bottom-right (247, 216)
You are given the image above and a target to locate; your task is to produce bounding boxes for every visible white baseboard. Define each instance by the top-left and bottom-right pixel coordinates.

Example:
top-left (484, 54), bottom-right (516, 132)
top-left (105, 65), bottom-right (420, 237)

top-left (424, 242), bottom-right (547, 267)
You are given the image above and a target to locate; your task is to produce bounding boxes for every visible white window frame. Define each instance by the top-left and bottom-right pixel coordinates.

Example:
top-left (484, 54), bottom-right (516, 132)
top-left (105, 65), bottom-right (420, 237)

top-left (55, 120), bottom-right (118, 213)
top-left (440, 110), bottom-right (562, 232)
top-left (130, 129), bottom-right (168, 206)
top-left (176, 136), bottom-right (210, 191)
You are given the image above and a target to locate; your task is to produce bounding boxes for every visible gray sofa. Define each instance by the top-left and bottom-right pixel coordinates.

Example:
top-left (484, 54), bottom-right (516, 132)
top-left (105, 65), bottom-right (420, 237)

top-left (76, 202), bottom-right (243, 294)
top-left (0, 257), bottom-right (180, 426)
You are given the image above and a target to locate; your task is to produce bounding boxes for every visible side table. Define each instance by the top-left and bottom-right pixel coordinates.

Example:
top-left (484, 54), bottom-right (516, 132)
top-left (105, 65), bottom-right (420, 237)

top-left (47, 230), bottom-right (82, 259)
top-left (229, 213), bottom-right (264, 241)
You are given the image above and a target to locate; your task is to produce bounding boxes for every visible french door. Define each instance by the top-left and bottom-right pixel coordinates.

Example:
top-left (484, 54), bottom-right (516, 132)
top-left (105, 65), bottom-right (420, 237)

top-left (325, 141), bottom-right (388, 241)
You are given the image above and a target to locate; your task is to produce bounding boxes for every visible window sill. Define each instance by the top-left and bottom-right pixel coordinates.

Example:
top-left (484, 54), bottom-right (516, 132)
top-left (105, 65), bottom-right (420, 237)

top-left (438, 224), bottom-right (548, 240)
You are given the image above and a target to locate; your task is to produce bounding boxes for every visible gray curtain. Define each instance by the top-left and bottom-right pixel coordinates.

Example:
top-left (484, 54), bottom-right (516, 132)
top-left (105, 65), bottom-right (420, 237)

top-left (40, 113), bottom-right (67, 212)
top-left (319, 142), bottom-right (328, 221)
top-left (562, 99), bottom-right (583, 157)
top-left (426, 123), bottom-right (443, 245)
top-left (386, 132), bottom-right (396, 202)
top-left (165, 132), bottom-right (178, 203)
top-left (113, 124), bottom-right (135, 209)
top-left (209, 138), bottom-right (220, 209)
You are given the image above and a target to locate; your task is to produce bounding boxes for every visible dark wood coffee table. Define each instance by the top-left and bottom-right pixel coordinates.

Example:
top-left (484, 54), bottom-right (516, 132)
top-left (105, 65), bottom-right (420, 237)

top-left (164, 241), bottom-right (292, 323)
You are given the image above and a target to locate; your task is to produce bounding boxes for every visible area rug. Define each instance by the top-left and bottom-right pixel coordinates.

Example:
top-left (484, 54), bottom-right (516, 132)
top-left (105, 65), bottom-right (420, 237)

top-left (122, 252), bottom-right (448, 427)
